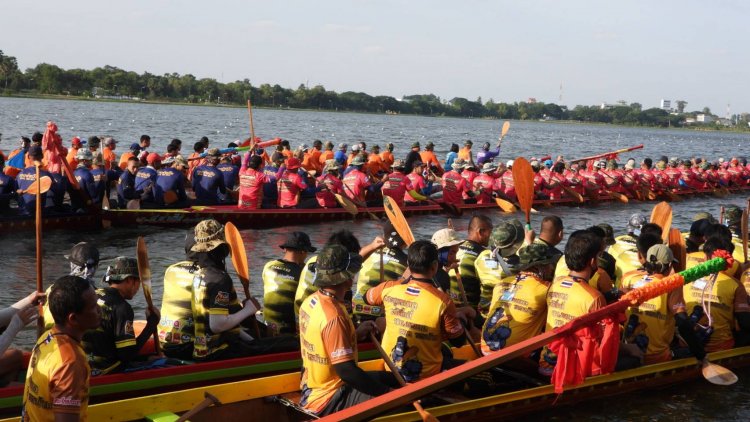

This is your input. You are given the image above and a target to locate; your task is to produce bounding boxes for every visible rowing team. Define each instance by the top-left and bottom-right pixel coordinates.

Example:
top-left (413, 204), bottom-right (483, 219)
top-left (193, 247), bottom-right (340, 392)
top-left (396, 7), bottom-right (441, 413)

top-left (16, 203), bottom-right (750, 419)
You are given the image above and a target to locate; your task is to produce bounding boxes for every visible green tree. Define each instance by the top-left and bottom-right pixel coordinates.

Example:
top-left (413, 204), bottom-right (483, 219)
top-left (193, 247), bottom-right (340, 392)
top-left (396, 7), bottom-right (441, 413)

top-left (676, 100), bottom-right (687, 113)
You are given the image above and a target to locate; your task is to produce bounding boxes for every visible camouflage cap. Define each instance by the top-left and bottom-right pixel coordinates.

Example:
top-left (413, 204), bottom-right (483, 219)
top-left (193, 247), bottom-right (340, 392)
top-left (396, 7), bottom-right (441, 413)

top-left (191, 219), bottom-right (227, 252)
top-left (452, 158), bottom-right (466, 170)
top-left (173, 155), bottom-right (188, 168)
top-left (692, 211), bottom-right (716, 223)
top-left (481, 162), bottom-right (497, 173)
top-left (104, 257), bottom-right (139, 283)
top-left (324, 159), bottom-right (339, 172)
top-left (392, 159), bottom-right (406, 170)
top-left (725, 206), bottom-right (743, 225)
top-left (350, 154), bottom-right (367, 166)
top-left (627, 213), bottom-right (647, 234)
top-left (517, 243), bottom-right (556, 271)
top-left (314, 244), bottom-right (363, 287)
top-left (76, 148), bottom-right (93, 161)
top-left (491, 219), bottom-right (524, 256)
top-left (206, 148), bottom-right (221, 157)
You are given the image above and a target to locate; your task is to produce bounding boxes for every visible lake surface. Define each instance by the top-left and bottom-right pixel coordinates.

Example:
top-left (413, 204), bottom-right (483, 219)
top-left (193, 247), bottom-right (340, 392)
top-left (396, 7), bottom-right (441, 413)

top-left (2, 97), bottom-right (750, 420)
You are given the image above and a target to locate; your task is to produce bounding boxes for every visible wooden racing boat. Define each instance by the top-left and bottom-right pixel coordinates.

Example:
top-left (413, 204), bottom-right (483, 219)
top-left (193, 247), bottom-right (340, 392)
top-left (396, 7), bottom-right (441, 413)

top-left (33, 346), bottom-right (748, 422)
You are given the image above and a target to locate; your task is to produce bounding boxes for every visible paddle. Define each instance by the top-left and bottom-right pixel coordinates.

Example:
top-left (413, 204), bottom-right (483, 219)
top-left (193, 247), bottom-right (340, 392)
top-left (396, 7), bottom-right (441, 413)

top-left (334, 193), bottom-right (359, 216)
top-left (383, 195), bottom-right (415, 246)
top-left (322, 257), bottom-right (730, 421)
top-left (650, 201), bottom-right (672, 242)
top-left (176, 392), bottom-right (222, 422)
top-left (607, 191), bottom-right (629, 203)
top-left (369, 333), bottom-right (438, 422)
top-left (407, 189), bottom-right (462, 217)
top-left (499, 121), bottom-right (511, 142)
top-left (21, 175), bottom-right (52, 195)
top-left (247, 99), bottom-right (257, 146)
top-left (494, 197), bottom-right (517, 213)
top-left (702, 360), bottom-right (738, 385)
top-left (743, 199), bottom-right (749, 263)
top-left (341, 184), bottom-right (381, 221)
top-left (224, 222), bottom-right (262, 339)
top-left (561, 185), bottom-right (584, 203)
top-left (511, 157), bottom-right (534, 229)
top-left (569, 144), bottom-right (644, 163)
top-left (136, 236), bottom-right (162, 356)
top-left (34, 162), bottom-right (44, 336)
top-left (668, 228), bottom-right (686, 272)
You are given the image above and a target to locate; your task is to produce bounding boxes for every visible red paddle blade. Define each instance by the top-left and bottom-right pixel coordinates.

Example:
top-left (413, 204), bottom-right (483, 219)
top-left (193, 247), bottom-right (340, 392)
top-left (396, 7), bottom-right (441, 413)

top-left (512, 157), bottom-right (534, 226)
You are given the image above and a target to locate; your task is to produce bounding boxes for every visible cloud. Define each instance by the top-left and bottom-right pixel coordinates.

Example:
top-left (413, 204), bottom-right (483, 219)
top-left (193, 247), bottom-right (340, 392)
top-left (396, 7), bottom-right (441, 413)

top-left (362, 45), bottom-right (385, 55)
top-left (322, 23), bottom-right (372, 34)
top-left (250, 20), bottom-right (278, 30)
top-left (592, 30), bottom-right (618, 41)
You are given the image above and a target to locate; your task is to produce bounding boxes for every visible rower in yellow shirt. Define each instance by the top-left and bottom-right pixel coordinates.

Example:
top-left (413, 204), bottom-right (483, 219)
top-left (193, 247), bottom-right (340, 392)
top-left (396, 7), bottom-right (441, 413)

top-left (475, 219), bottom-right (525, 318)
top-left (481, 243), bottom-right (555, 355)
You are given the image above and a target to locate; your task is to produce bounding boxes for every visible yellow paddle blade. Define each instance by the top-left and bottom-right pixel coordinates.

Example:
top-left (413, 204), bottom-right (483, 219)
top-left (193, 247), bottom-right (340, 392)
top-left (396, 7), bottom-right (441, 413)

top-left (136, 237), bottom-right (153, 308)
top-left (383, 195), bottom-right (415, 246)
top-left (511, 157), bottom-right (534, 226)
top-left (24, 176), bottom-right (52, 195)
top-left (408, 189), bottom-right (427, 201)
top-left (650, 201), bottom-right (672, 242)
top-left (702, 361), bottom-right (738, 385)
top-left (225, 222), bottom-right (250, 286)
top-left (494, 197), bottom-right (517, 213)
top-left (335, 193), bottom-right (358, 215)
top-left (500, 121), bottom-right (510, 140)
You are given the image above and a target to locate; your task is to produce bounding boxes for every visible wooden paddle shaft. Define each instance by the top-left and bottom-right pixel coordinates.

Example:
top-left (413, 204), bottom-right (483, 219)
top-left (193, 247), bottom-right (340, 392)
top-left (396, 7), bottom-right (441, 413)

top-left (247, 99), bottom-right (256, 144)
top-left (176, 392), bottom-right (221, 422)
top-left (35, 164), bottom-right (44, 336)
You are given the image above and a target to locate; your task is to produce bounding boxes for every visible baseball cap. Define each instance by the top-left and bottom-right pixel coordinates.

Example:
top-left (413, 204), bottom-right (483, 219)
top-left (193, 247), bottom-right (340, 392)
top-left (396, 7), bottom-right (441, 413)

top-left (431, 228), bottom-right (463, 250)
top-left (104, 257), bottom-right (139, 283)
top-left (66, 242), bottom-right (100, 268)
top-left (646, 244), bottom-right (678, 265)
top-left (279, 232), bottom-right (316, 253)
top-left (286, 157), bottom-right (301, 170)
top-left (146, 153), bottom-right (161, 165)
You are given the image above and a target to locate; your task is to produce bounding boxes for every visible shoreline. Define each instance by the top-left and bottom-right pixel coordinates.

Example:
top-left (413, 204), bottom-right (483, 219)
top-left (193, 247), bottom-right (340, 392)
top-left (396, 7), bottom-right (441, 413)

top-left (2, 93), bottom-right (749, 135)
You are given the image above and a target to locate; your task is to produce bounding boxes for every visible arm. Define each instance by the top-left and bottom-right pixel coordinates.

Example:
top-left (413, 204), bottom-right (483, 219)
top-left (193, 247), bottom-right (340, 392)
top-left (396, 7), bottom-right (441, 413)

top-left (734, 285), bottom-right (750, 331)
top-left (333, 361), bottom-right (391, 395)
top-left (0, 305), bottom-right (36, 356)
top-left (209, 299), bottom-right (257, 333)
top-left (359, 236), bottom-right (385, 260)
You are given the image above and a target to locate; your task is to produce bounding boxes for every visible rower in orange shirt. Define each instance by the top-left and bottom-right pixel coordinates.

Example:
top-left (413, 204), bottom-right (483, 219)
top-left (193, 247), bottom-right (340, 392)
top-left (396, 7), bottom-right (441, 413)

top-left (306, 140), bottom-right (323, 173)
top-left (101, 137), bottom-right (118, 171)
top-left (380, 143), bottom-right (395, 169)
top-left (367, 145), bottom-right (387, 176)
top-left (458, 140), bottom-right (474, 166)
top-left (419, 141), bottom-right (444, 175)
top-left (318, 141), bottom-right (335, 168)
top-left (66, 137), bottom-right (83, 169)
top-left (119, 143), bottom-right (143, 171)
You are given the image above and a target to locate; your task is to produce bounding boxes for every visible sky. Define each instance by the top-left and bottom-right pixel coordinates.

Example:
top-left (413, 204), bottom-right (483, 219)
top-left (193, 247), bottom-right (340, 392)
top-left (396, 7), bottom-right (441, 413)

top-left (2, 0), bottom-right (749, 114)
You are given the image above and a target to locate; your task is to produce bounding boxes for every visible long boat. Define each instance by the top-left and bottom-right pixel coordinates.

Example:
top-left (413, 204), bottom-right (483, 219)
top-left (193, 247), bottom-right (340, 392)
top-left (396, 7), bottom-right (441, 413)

top-left (9, 345), bottom-right (746, 422)
top-left (1, 185), bottom-right (748, 232)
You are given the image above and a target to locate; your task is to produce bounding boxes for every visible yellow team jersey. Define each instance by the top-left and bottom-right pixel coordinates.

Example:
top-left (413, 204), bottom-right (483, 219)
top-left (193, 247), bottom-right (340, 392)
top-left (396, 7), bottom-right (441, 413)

top-left (262, 259), bottom-right (303, 334)
top-left (366, 279), bottom-right (463, 382)
top-left (449, 240), bottom-right (485, 308)
top-left (684, 271), bottom-right (746, 352)
top-left (475, 249), bottom-right (516, 318)
top-left (481, 273), bottom-right (550, 354)
top-left (298, 291), bottom-right (357, 414)
top-left (294, 255), bottom-right (318, 315)
top-left (621, 271), bottom-right (683, 363)
top-left (158, 261), bottom-right (196, 347)
top-left (608, 234), bottom-right (637, 260)
top-left (23, 329), bottom-right (90, 422)
top-left (546, 275), bottom-right (606, 330)
top-left (554, 258), bottom-right (609, 293)
top-left (353, 247), bottom-right (407, 318)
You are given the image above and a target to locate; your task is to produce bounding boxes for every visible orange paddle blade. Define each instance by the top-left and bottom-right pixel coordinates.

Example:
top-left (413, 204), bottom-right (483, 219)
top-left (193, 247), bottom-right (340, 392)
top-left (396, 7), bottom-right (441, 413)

top-left (561, 185), bottom-right (584, 203)
top-left (24, 176), bottom-right (52, 195)
top-left (668, 228), bottom-right (686, 272)
top-left (650, 201), bottom-right (672, 242)
top-left (494, 197), bottom-right (517, 213)
top-left (511, 157), bottom-right (534, 226)
top-left (500, 121), bottom-right (510, 140)
top-left (164, 190), bottom-right (178, 205)
top-left (225, 222), bottom-right (251, 298)
top-left (335, 193), bottom-right (359, 215)
top-left (136, 237), bottom-right (153, 308)
top-left (608, 191), bottom-right (629, 203)
top-left (383, 195), bottom-right (415, 246)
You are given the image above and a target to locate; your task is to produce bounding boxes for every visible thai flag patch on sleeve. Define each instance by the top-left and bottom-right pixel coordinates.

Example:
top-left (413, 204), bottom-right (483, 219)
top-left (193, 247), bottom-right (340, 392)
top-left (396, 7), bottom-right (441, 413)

top-left (560, 280), bottom-right (574, 288)
top-left (406, 286), bottom-right (421, 296)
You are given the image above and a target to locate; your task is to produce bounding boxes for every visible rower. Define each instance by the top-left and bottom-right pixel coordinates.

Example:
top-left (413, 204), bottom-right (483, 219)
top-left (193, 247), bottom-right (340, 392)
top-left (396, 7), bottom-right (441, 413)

top-left (315, 159), bottom-right (344, 208)
top-left (216, 155), bottom-right (239, 203)
top-left (432, 227), bottom-right (464, 292)
top-left (86, 136), bottom-right (103, 168)
top-left (318, 141), bottom-right (335, 169)
top-left (298, 244), bottom-right (397, 417)
top-left (334, 143), bottom-right (348, 169)
top-left (365, 240), bottom-right (469, 382)
top-left (458, 139), bottom-right (474, 166)
top-left (15, 145), bottom-right (55, 216)
top-left (155, 155), bottom-right (189, 208)
top-left (134, 153), bottom-right (161, 208)
top-left (66, 136), bottom-right (83, 169)
top-left (686, 218), bottom-right (711, 253)
top-left (441, 158), bottom-right (471, 205)
top-left (345, 144), bottom-right (362, 168)
top-left (237, 154), bottom-right (268, 209)
top-left (476, 141), bottom-right (501, 167)
top-left (611, 214), bottom-right (647, 282)
top-left (158, 233), bottom-right (199, 360)
top-left (684, 237), bottom-right (750, 352)
top-left (187, 140), bottom-right (206, 181)
top-left (262, 232), bottom-right (316, 335)
top-left (472, 163), bottom-right (497, 204)
top-left (444, 143), bottom-right (459, 171)
top-left (451, 215), bottom-right (493, 314)
top-left (102, 137), bottom-right (118, 171)
top-left (501, 159), bottom-right (517, 200)
top-left (188, 219), bottom-right (298, 360)
top-left (3, 136), bottom-right (30, 178)
top-left (403, 160), bottom-right (429, 205)
top-left (118, 142), bottom-right (142, 171)
top-left (0, 155), bottom-right (17, 213)
top-left (403, 142), bottom-right (421, 174)
top-left (342, 154), bottom-right (373, 205)
top-left (460, 161), bottom-right (479, 200)
top-left (82, 257), bottom-right (160, 375)
top-left (533, 215), bottom-right (564, 264)
top-left (277, 157), bottom-right (317, 208)
top-left (72, 149), bottom-right (97, 209)
top-left (621, 241), bottom-right (707, 365)
top-left (481, 243), bottom-right (555, 354)
top-left (367, 145), bottom-right (387, 176)
top-left (192, 148), bottom-right (227, 206)
top-left (419, 141), bottom-right (443, 175)
top-left (353, 223), bottom-right (408, 324)
top-left (380, 142), bottom-right (395, 170)
top-left (262, 152), bottom-right (285, 208)
top-left (23, 276), bottom-right (100, 421)
top-left (476, 219), bottom-right (526, 318)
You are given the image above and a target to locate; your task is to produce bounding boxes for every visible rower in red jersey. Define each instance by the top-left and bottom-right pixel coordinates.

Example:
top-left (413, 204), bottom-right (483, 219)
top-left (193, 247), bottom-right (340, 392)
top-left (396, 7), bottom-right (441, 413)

top-left (238, 154), bottom-right (268, 209)
top-left (380, 159), bottom-right (413, 207)
top-left (663, 158), bottom-right (682, 188)
top-left (473, 163), bottom-right (497, 204)
top-left (582, 160), bottom-right (607, 197)
top-left (540, 160), bottom-right (565, 200)
top-left (461, 161), bottom-right (479, 200)
top-left (502, 160), bottom-right (517, 200)
top-left (602, 160), bottom-right (626, 194)
top-left (404, 160), bottom-right (429, 205)
top-left (678, 159), bottom-right (702, 190)
top-left (278, 157), bottom-right (316, 208)
top-left (727, 158), bottom-right (748, 186)
top-left (316, 159), bottom-right (344, 208)
top-left (441, 158), bottom-right (470, 205)
top-left (563, 162), bottom-right (585, 197)
top-left (342, 154), bottom-right (371, 203)
top-left (620, 158), bottom-right (641, 198)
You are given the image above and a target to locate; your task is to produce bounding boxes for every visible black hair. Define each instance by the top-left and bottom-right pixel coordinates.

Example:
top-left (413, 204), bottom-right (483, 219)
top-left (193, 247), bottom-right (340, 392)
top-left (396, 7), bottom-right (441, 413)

top-left (21, 136), bottom-right (31, 144)
top-left (248, 155), bottom-right (262, 170)
top-left (49, 276), bottom-right (92, 325)
top-left (450, 143), bottom-right (459, 153)
top-left (200, 136), bottom-right (209, 144)
top-left (541, 215), bottom-right (563, 233)
top-left (140, 135), bottom-right (151, 143)
top-left (586, 225), bottom-right (606, 239)
top-left (703, 236), bottom-right (734, 257)
top-left (643, 158), bottom-right (652, 168)
top-left (32, 132), bottom-right (43, 143)
top-left (281, 140), bottom-right (290, 148)
top-left (690, 219), bottom-right (712, 237)
top-left (468, 214), bottom-right (493, 232)
top-left (636, 233), bottom-right (662, 257)
top-left (564, 230), bottom-right (603, 271)
top-left (552, 162), bottom-right (565, 173)
top-left (167, 144), bottom-right (178, 153)
top-left (194, 141), bottom-right (205, 152)
top-left (170, 138), bottom-right (182, 147)
top-left (313, 140), bottom-right (323, 147)
top-left (704, 223), bottom-right (732, 243)
top-left (326, 230), bottom-right (361, 253)
top-left (640, 223), bottom-right (663, 238)
top-left (407, 240), bottom-right (439, 274)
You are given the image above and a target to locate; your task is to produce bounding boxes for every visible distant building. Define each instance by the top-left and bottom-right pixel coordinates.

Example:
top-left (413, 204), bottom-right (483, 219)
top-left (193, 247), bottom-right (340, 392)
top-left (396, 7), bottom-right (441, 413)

top-left (684, 117), bottom-right (696, 124)
top-left (660, 99), bottom-right (672, 111)
top-left (696, 113), bottom-right (714, 123)
top-left (527, 97), bottom-right (537, 104)
top-left (600, 103), bottom-right (616, 110)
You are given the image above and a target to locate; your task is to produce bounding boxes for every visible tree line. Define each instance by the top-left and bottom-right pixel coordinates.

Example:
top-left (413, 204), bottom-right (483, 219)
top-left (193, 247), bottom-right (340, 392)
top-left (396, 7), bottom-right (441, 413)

top-left (1, 50), bottom-right (746, 129)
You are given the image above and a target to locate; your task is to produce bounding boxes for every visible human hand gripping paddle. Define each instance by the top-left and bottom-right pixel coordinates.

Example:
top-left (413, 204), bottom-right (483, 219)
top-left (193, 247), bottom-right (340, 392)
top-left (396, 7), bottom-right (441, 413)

top-left (136, 237), bottom-right (162, 356)
top-left (224, 222), bottom-right (262, 338)
top-left (319, 256), bottom-right (737, 421)
top-left (512, 157), bottom-right (535, 230)
top-left (369, 333), bottom-right (438, 422)
top-left (340, 184), bottom-right (381, 221)
top-left (650, 201), bottom-right (672, 242)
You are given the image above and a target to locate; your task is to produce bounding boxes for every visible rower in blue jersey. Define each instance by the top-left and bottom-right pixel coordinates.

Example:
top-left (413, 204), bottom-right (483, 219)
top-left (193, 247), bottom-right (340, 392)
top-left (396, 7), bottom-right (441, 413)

top-left (0, 155), bottom-right (17, 212)
top-left (155, 155), bottom-right (189, 208)
top-left (15, 146), bottom-right (54, 215)
top-left (191, 148), bottom-right (226, 205)
top-left (134, 153), bottom-right (160, 206)
top-left (72, 149), bottom-right (98, 210)
top-left (117, 156), bottom-right (140, 208)
top-left (217, 155), bottom-right (239, 203)
top-left (262, 152), bottom-right (285, 208)
top-left (91, 155), bottom-right (117, 205)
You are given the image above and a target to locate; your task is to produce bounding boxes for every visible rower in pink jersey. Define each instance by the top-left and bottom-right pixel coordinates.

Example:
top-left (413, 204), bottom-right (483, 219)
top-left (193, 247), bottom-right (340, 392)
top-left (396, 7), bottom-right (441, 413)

top-left (238, 153), bottom-right (268, 209)
top-left (342, 154), bottom-right (371, 203)
top-left (502, 160), bottom-right (517, 200)
top-left (380, 159), bottom-right (413, 207)
top-left (404, 161), bottom-right (428, 205)
top-left (472, 163), bottom-right (497, 204)
top-left (277, 157), bottom-right (311, 208)
top-left (315, 159), bottom-right (344, 208)
top-left (441, 158), bottom-right (470, 205)
top-left (461, 162), bottom-right (479, 200)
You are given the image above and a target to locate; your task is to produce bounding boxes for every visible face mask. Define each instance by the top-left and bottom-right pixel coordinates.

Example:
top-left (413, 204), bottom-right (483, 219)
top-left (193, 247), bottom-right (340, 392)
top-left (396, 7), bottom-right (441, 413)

top-left (438, 249), bottom-right (450, 267)
top-left (351, 273), bottom-right (360, 286)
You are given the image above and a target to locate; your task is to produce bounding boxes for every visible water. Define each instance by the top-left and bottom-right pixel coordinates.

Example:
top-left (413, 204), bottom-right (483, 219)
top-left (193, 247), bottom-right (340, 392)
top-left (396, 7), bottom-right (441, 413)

top-left (2, 97), bottom-right (750, 420)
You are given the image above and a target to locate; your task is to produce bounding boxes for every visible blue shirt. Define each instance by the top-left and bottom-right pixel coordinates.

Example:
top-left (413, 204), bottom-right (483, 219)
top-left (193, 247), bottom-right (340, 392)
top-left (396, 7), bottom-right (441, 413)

top-left (0, 172), bottom-right (17, 210)
top-left (262, 165), bottom-right (280, 200)
top-left (156, 167), bottom-right (188, 205)
top-left (16, 166), bottom-right (54, 214)
top-left (135, 166), bottom-right (158, 203)
top-left (445, 151), bottom-right (458, 171)
top-left (191, 164), bottom-right (226, 205)
top-left (216, 163), bottom-right (239, 190)
top-left (73, 167), bottom-right (97, 208)
top-left (117, 170), bottom-right (139, 206)
top-left (91, 168), bottom-right (108, 204)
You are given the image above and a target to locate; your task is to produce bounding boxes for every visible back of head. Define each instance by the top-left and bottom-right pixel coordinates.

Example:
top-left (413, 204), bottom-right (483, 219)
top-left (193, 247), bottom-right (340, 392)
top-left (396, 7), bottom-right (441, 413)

top-left (326, 229), bottom-right (361, 253)
top-left (703, 235), bottom-right (733, 258)
top-left (248, 155), bottom-right (262, 170)
top-left (640, 223), bottom-right (663, 238)
top-left (407, 240), bottom-right (438, 274)
top-left (636, 233), bottom-right (662, 257)
top-left (564, 230), bottom-right (603, 271)
top-left (468, 214), bottom-right (493, 234)
top-left (704, 223), bottom-right (732, 243)
top-left (49, 276), bottom-right (91, 325)
top-left (450, 143), bottom-right (459, 153)
top-left (541, 215), bottom-right (563, 236)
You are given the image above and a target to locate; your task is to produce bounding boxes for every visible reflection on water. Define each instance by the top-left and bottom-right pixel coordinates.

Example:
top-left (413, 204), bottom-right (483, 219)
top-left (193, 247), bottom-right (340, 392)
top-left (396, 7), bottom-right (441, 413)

top-left (1, 97), bottom-right (749, 420)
